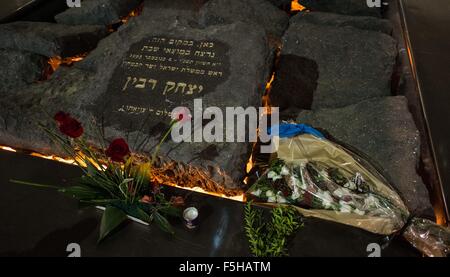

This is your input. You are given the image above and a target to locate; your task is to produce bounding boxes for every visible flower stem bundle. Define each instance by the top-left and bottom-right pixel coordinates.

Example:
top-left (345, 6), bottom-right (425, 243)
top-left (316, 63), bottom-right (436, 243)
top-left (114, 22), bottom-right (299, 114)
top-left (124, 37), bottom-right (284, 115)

top-left (11, 110), bottom-right (188, 242)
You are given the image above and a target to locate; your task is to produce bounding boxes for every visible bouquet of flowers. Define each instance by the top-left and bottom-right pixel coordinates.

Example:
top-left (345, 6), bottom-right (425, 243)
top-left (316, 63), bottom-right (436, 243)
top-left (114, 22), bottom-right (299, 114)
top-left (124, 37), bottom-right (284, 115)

top-left (12, 109), bottom-right (189, 242)
top-left (247, 124), bottom-right (410, 235)
top-left (250, 159), bottom-right (406, 215)
top-left (248, 124), bottom-right (450, 256)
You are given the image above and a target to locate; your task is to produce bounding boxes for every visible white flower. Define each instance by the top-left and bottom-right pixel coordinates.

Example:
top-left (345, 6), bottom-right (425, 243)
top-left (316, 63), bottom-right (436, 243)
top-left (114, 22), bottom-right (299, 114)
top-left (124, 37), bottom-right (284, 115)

top-left (339, 201), bottom-right (353, 213)
top-left (251, 189), bottom-right (262, 197)
top-left (291, 184), bottom-right (301, 200)
top-left (287, 175), bottom-right (296, 189)
top-left (354, 209), bottom-right (365, 216)
top-left (320, 170), bottom-right (329, 179)
top-left (171, 106), bottom-right (192, 123)
top-left (344, 181), bottom-right (357, 190)
top-left (280, 166), bottom-right (290, 176)
top-left (291, 175), bottom-right (307, 190)
top-left (266, 190), bottom-right (275, 197)
top-left (344, 200), bottom-right (355, 206)
top-left (353, 173), bottom-right (365, 186)
top-left (276, 194), bottom-right (287, 204)
top-left (333, 187), bottom-right (351, 198)
top-left (318, 190), bottom-right (334, 208)
top-left (364, 195), bottom-right (380, 208)
top-left (298, 165), bottom-right (308, 190)
top-left (267, 196), bottom-right (276, 203)
top-left (267, 171), bottom-right (282, 181)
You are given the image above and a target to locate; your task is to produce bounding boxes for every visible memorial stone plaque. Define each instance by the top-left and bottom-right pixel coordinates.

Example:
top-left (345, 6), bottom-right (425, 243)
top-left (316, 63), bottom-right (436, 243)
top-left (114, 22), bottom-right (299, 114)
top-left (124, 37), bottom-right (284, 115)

top-left (0, 13), bottom-right (270, 191)
top-left (101, 36), bottom-right (230, 131)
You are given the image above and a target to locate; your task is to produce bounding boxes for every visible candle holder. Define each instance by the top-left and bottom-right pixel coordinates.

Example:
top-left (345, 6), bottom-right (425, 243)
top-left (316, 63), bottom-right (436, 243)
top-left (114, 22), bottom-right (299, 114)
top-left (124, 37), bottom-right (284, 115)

top-left (183, 207), bottom-right (199, 229)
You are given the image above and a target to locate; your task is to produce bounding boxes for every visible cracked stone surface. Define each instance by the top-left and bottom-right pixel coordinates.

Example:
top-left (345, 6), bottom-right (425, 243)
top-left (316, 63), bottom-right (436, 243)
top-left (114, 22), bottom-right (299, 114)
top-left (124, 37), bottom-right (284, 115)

top-left (55, 0), bottom-right (142, 26)
top-left (268, 0), bottom-right (292, 9)
top-left (297, 96), bottom-right (433, 216)
top-left (0, 21), bottom-right (108, 57)
top-left (301, 0), bottom-right (383, 17)
top-left (291, 11), bottom-right (393, 34)
top-left (199, 0), bottom-right (289, 39)
top-left (280, 19), bottom-right (397, 110)
top-left (0, 49), bottom-right (46, 95)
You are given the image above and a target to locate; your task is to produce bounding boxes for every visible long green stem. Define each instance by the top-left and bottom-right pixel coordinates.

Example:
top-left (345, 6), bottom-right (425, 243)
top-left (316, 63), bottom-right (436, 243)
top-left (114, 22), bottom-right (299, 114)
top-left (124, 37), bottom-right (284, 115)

top-left (10, 180), bottom-right (60, 190)
top-left (151, 120), bottom-right (177, 166)
top-left (42, 126), bottom-right (119, 198)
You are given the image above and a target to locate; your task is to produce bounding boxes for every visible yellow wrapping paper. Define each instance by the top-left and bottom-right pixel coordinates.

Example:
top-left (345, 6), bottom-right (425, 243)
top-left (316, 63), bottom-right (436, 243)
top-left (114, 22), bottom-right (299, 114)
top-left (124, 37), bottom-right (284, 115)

top-left (260, 134), bottom-right (410, 235)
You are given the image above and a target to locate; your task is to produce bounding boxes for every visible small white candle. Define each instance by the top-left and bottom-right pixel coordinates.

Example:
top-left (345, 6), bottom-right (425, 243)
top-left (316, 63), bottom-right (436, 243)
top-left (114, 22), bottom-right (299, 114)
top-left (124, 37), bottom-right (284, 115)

top-left (183, 207), bottom-right (198, 222)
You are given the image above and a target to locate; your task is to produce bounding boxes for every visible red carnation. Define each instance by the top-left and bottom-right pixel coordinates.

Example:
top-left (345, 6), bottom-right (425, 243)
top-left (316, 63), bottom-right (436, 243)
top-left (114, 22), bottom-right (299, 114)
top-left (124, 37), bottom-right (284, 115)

top-left (140, 195), bottom-right (153, 204)
top-left (54, 111), bottom-right (83, 138)
top-left (54, 111), bottom-right (70, 123)
top-left (105, 138), bottom-right (130, 162)
top-left (59, 117), bottom-right (84, 138)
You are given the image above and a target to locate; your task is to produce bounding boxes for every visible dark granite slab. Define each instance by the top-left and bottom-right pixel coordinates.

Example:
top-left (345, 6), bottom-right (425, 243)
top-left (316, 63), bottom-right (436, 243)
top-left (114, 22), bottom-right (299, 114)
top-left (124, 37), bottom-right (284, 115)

top-left (55, 0), bottom-right (142, 26)
top-left (278, 18), bottom-right (397, 110)
top-left (199, 0), bottom-right (289, 38)
top-left (400, 0), bottom-right (450, 221)
top-left (0, 21), bottom-right (108, 57)
top-left (0, 49), bottom-right (46, 95)
top-left (300, 0), bottom-right (383, 17)
top-left (290, 11), bottom-right (393, 34)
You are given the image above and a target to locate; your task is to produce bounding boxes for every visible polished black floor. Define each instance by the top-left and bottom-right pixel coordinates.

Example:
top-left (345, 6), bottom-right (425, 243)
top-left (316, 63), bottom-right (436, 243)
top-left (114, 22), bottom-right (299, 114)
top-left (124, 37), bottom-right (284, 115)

top-left (0, 150), bottom-right (419, 257)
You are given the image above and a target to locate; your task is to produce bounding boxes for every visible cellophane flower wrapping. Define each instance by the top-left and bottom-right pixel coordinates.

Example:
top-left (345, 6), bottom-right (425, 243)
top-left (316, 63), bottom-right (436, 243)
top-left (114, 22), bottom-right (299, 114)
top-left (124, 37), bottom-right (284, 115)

top-left (403, 218), bottom-right (450, 257)
top-left (247, 134), bottom-right (410, 235)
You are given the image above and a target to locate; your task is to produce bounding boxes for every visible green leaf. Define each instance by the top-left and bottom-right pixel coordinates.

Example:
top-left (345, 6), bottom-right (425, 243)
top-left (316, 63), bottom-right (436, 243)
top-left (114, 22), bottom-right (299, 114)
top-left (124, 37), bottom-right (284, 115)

top-left (119, 178), bottom-right (134, 186)
top-left (58, 185), bottom-right (105, 200)
top-left (243, 203), bottom-right (302, 257)
top-left (86, 160), bottom-right (98, 176)
top-left (98, 206), bottom-right (127, 243)
top-left (79, 199), bottom-right (119, 206)
top-left (153, 211), bottom-right (174, 235)
top-left (158, 205), bottom-right (182, 218)
top-left (10, 179), bottom-right (59, 190)
top-left (120, 204), bottom-right (152, 223)
top-left (134, 207), bottom-right (152, 223)
top-left (80, 173), bottom-right (120, 198)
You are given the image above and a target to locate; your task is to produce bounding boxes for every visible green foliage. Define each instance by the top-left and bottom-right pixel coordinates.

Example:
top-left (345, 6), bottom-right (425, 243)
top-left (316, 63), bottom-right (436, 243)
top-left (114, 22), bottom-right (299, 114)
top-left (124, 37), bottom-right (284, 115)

top-left (59, 185), bottom-right (106, 200)
top-left (153, 211), bottom-right (174, 235)
top-left (11, 118), bottom-right (182, 242)
top-left (244, 202), bottom-right (302, 257)
top-left (99, 206), bottom-right (127, 243)
top-left (328, 167), bottom-right (347, 186)
top-left (269, 159), bottom-right (284, 174)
